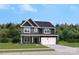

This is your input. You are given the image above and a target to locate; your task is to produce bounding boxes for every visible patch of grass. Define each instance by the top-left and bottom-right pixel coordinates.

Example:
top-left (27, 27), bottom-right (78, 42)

top-left (0, 49), bottom-right (54, 52)
top-left (59, 41), bottom-right (79, 47)
top-left (0, 43), bottom-right (48, 49)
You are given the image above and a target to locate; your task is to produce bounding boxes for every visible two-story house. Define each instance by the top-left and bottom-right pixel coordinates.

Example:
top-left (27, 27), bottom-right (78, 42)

top-left (20, 19), bottom-right (58, 45)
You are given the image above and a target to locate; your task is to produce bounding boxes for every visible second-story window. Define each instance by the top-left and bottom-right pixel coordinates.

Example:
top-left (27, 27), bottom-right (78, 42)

top-left (25, 29), bottom-right (29, 32)
top-left (34, 28), bottom-right (38, 33)
top-left (24, 27), bottom-right (30, 33)
top-left (43, 28), bottom-right (51, 34)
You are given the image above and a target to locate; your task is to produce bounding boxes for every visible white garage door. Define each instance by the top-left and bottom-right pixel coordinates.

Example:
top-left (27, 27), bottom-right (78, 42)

top-left (41, 37), bottom-right (56, 45)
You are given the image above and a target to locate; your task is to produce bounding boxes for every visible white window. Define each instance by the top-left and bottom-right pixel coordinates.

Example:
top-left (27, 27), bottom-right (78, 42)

top-left (24, 27), bottom-right (31, 33)
top-left (34, 28), bottom-right (38, 33)
top-left (43, 28), bottom-right (51, 34)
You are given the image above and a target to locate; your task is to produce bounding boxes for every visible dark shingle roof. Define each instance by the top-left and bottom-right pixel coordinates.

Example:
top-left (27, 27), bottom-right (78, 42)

top-left (21, 19), bottom-right (54, 27)
top-left (35, 21), bottom-right (54, 27)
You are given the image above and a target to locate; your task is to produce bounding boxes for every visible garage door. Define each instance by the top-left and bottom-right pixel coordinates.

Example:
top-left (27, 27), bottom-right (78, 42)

top-left (41, 37), bottom-right (56, 45)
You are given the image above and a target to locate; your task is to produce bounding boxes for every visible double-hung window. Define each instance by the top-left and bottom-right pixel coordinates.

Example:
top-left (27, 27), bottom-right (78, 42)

top-left (24, 27), bottom-right (31, 33)
top-left (43, 28), bottom-right (51, 34)
top-left (34, 28), bottom-right (38, 33)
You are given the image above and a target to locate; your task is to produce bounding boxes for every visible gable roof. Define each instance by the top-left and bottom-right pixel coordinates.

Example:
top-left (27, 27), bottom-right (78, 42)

top-left (20, 19), bottom-right (54, 27)
top-left (20, 19), bottom-right (34, 27)
top-left (23, 21), bottom-right (31, 26)
top-left (28, 19), bottom-right (37, 27)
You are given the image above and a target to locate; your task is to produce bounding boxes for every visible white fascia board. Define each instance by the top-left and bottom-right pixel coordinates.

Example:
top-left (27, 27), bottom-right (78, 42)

top-left (21, 19), bottom-right (27, 26)
top-left (33, 21), bottom-right (39, 27)
top-left (20, 26), bottom-right (34, 28)
top-left (20, 19), bottom-right (34, 27)
top-left (27, 21), bottom-right (34, 27)
top-left (21, 34), bottom-right (58, 36)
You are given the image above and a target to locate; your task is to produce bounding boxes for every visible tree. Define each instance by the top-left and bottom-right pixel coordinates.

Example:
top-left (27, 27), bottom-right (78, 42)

top-left (56, 23), bottom-right (79, 42)
top-left (0, 23), bottom-right (20, 43)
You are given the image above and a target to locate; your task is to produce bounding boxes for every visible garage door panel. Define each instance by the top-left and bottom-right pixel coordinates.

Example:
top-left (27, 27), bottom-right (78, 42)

top-left (41, 37), bottom-right (56, 45)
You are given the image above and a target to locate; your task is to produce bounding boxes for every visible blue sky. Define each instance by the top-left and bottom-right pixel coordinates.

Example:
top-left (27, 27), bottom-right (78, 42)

top-left (0, 4), bottom-right (79, 25)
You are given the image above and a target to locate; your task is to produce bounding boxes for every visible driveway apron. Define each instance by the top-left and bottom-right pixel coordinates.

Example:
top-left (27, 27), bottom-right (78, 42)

top-left (45, 44), bottom-right (79, 54)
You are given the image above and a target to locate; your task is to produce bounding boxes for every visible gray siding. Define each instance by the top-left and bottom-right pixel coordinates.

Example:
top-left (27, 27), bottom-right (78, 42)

top-left (21, 27), bottom-right (55, 35)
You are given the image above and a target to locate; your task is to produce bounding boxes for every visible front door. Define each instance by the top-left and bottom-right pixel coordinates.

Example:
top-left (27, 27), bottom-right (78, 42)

top-left (33, 37), bottom-right (40, 44)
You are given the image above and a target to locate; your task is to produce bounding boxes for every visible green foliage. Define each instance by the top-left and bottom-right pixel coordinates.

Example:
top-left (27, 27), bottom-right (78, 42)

top-left (56, 24), bottom-right (79, 42)
top-left (12, 36), bottom-right (20, 43)
top-left (0, 23), bottom-right (20, 43)
top-left (0, 22), bottom-right (79, 43)
top-left (0, 38), bottom-right (11, 43)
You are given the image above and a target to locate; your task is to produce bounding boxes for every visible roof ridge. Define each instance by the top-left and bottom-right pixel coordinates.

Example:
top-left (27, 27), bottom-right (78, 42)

top-left (35, 21), bottom-right (51, 23)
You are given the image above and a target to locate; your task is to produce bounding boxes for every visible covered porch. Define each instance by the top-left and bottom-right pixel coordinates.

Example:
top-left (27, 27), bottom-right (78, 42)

top-left (20, 36), bottom-right (41, 44)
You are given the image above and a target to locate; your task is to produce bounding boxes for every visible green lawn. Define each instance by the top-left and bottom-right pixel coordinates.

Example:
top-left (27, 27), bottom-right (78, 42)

top-left (0, 49), bottom-right (54, 52)
top-left (0, 43), bottom-right (48, 49)
top-left (59, 41), bottom-right (79, 47)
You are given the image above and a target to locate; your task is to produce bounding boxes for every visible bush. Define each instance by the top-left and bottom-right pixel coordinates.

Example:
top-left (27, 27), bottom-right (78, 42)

top-left (0, 38), bottom-right (11, 43)
top-left (12, 37), bottom-right (20, 43)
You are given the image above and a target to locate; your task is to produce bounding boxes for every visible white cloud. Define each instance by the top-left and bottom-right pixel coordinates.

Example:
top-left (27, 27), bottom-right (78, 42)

top-left (0, 4), bottom-right (16, 13)
top-left (0, 4), bottom-right (37, 13)
top-left (20, 4), bottom-right (37, 12)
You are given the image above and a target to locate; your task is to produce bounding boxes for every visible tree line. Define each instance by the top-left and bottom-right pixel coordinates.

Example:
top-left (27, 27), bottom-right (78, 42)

top-left (0, 23), bottom-right (79, 43)
top-left (0, 23), bottom-right (20, 43)
top-left (56, 23), bottom-right (79, 42)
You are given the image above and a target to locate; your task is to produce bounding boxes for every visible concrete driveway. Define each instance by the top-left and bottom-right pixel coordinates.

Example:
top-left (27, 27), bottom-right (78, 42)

top-left (45, 44), bottom-right (79, 55)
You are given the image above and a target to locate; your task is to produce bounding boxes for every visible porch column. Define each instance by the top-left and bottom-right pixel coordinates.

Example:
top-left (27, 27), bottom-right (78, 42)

top-left (21, 36), bottom-right (23, 44)
top-left (32, 36), bottom-right (33, 43)
top-left (39, 37), bottom-right (41, 44)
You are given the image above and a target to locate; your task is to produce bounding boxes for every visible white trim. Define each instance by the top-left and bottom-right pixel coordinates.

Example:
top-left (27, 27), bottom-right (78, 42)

top-left (33, 21), bottom-right (39, 27)
top-left (27, 21), bottom-right (34, 27)
top-left (20, 36), bottom-right (22, 44)
top-left (21, 34), bottom-right (58, 36)
top-left (21, 19), bottom-right (27, 26)
top-left (20, 19), bottom-right (34, 27)
top-left (20, 25), bottom-right (33, 27)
